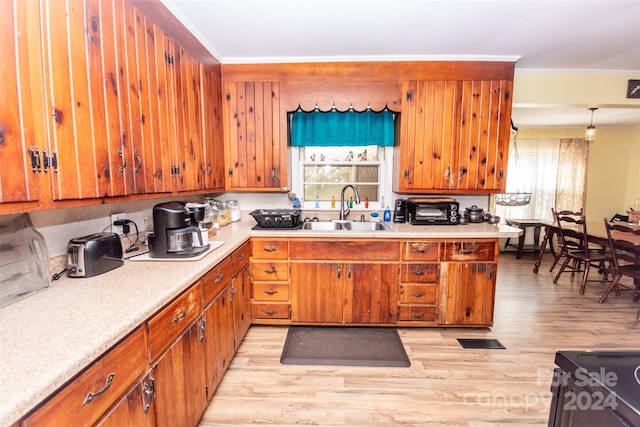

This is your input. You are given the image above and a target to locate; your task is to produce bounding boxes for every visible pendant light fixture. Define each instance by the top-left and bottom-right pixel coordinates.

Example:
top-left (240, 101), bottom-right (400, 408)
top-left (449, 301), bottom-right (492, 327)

top-left (585, 107), bottom-right (598, 141)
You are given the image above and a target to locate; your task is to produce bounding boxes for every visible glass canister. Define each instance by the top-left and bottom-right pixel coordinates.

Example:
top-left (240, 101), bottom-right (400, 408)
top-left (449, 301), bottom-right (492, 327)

top-left (216, 201), bottom-right (229, 227)
top-left (228, 200), bottom-right (241, 222)
top-left (221, 202), bottom-right (232, 225)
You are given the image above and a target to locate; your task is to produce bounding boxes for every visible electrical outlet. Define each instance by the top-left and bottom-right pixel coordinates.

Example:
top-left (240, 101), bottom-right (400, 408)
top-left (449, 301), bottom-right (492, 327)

top-left (111, 213), bottom-right (127, 235)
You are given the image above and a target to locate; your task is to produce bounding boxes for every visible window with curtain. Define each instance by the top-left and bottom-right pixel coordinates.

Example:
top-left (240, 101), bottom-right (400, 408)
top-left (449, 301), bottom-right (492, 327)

top-left (290, 110), bottom-right (395, 208)
top-left (494, 138), bottom-right (589, 222)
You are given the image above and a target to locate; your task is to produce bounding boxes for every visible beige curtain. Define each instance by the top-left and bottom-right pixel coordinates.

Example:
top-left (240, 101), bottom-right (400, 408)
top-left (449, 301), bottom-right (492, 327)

top-left (555, 138), bottom-right (589, 212)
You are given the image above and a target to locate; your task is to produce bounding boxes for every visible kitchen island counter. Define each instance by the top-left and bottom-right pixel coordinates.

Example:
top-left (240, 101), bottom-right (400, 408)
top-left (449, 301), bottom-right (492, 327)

top-left (0, 217), bottom-right (520, 426)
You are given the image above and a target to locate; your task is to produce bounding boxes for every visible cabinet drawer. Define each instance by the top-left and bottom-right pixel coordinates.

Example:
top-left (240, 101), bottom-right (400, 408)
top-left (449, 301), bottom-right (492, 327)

top-left (252, 303), bottom-right (290, 319)
top-left (147, 283), bottom-right (203, 362)
top-left (400, 284), bottom-right (437, 304)
top-left (253, 283), bottom-right (289, 302)
top-left (251, 261), bottom-right (289, 281)
top-left (401, 263), bottom-right (439, 282)
top-left (398, 305), bottom-right (437, 322)
top-left (202, 257), bottom-right (233, 305)
top-left (290, 240), bottom-right (399, 261)
top-left (252, 239), bottom-right (289, 259)
top-left (441, 241), bottom-right (497, 261)
top-left (403, 241), bottom-right (439, 261)
top-left (231, 241), bottom-right (250, 275)
top-left (24, 328), bottom-right (147, 427)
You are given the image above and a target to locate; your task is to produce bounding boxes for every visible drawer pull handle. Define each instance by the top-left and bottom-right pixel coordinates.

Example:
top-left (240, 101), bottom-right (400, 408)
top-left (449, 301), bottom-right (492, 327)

top-left (411, 312), bottom-right (425, 319)
top-left (263, 268), bottom-right (278, 274)
top-left (410, 291), bottom-right (426, 298)
top-left (264, 289), bottom-right (279, 295)
top-left (461, 248), bottom-right (475, 254)
top-left (214, 273), bottom-right (225, 284)
top-left (262, 247), bottom-right (278, 252)
top-left (263, 310), bottom-right (278, 315)
top-left (172, 308), bottom-right (187, 323)
top-left (237, 254), bottom-right (245, 261)
top-left (411, 247), bottom-right (427, 253)
top-left (411, 269), bottom-right (426, 276)
top-left (83, 373), bottom-right (115, 405)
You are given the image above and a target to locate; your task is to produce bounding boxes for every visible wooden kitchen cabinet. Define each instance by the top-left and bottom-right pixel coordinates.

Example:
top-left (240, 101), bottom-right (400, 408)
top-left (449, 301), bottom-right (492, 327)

top-left (0, 0), bottom-right (42, 204)
top-left (23, 327), bottom-right (148, 427)
top-left (289, 239), bottom-right (400, 324)
top-left (202, 242), bottom-right (251, 397)
top-left (398, 241), bottom-right (441, 324)
top-left (152, 318), bottom-right (207, 427)
top-left (441, 240), bottom-right (498, 326)
top-left (201, 64), bottom-right (225, 191)
top-left (96, 371), bottom-right (156, 427)
top-left (223, 81), bottom-right (288, 191)
top-left (250, 239), bottom-right (291, 321)
top-left (396, 79), bottom-right (512, 193)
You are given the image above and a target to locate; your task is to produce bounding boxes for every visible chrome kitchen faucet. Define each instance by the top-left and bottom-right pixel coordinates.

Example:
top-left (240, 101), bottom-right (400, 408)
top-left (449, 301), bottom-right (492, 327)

top-left (340, 185), bottom-right (361, 220)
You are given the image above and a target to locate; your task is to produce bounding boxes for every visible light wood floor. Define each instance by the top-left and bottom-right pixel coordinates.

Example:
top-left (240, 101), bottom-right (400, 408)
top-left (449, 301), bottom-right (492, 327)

top-left (198, 253), bottom-right (640, 426)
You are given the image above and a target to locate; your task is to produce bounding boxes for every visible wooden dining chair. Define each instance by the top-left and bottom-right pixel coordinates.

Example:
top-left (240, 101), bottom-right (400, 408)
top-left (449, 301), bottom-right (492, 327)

top-left (552, 212), bottom-right (612, 294)
top-left (600, 218), bottom-right (640, 303)
top-left (549, 208), bottom-right (583, 272)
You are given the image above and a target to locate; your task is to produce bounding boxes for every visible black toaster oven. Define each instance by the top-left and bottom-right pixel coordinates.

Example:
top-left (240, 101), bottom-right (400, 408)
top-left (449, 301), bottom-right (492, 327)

top-left (406, 198), bottom-right (459, 225)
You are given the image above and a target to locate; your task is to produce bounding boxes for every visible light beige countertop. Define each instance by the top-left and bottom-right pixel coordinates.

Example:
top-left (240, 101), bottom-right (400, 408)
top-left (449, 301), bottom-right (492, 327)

top-left (0, 216), bottom-right (521, 425)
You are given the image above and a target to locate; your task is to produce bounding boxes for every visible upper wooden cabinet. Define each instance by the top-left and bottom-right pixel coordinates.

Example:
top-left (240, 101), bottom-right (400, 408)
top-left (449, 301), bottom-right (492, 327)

top-left (201, 65), bottom-right (225, 192)
top-left (0, 0), bottom-right (41, 204)
top-left (396, 79), bottom-right (513, 193)
top-left (223, 81), bottom-right (288, 192)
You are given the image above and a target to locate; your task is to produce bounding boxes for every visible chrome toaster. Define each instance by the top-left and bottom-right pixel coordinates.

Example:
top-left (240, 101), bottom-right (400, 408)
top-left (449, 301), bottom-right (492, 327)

top-left (66, 232), bottom-right (124, 278)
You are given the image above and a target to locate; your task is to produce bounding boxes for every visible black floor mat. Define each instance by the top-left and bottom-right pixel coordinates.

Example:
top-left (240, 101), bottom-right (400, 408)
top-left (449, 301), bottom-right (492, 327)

top-left (281, 326), bottom-right (411, 367)
top-left (457, 338), bottom-right (506, 349)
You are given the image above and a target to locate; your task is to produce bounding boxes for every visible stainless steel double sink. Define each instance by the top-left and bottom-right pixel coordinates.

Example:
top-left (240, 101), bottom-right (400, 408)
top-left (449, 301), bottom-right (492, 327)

top-left (300, 220), bottom-right (392, 232)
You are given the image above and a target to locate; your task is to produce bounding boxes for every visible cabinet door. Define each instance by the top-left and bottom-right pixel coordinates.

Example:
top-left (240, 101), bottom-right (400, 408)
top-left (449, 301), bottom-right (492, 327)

top-left (290, 263), bottom-right (344, 323)
top-left (232, 265), bottom-right (252, 350)
top-left (345, 263), bottom-right (398, 324)
top-left (442, 262), bottom-right (496, 326)
top-left (203, 284), bottom-right (235, 395)
top-left (153, 319), bottom-right (208, 427)
top-left (397, 79), bottom-right (512, 193)
top-left (96, 371), bottom-right (156, 427)
top-left (457, 80), bottom-right (512, 191)
top-left (173, 45), bottom-right (206, 191)
top-left (224, 81), bottom-right (287, 191)
top-left (397, 80), bottom-right (459, 192)
top-left (0, 0), bottom-right (42, 204)
top-left (201, 64), bottom-right (225, 191)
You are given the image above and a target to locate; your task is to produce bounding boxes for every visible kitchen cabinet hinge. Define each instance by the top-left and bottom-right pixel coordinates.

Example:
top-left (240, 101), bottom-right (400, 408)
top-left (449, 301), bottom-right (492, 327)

top-left (171, 164), bottom-right (180, 176)
top-left (28, 147), bottom-right (41, 172)
top-left (228, 168), bottom-right (233, 177)
top-left (435, 310), bottom-right (439, 320)
top-left (505, 90), bottom-right (510, 101)
top-left (42, 149), bottom-right (58, 173)
top-left (406, 91), bottom-right (412, 101)
top-left (226, 92), bottom-right (231, 101)
top-left (404, 170), bottom-right (410, 178)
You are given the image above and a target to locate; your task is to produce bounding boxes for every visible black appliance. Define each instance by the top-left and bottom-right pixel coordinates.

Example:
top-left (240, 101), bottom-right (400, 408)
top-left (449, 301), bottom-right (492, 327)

top-left (393, 199), bottom-right (407, 223)
top-left (148, 202), bottom-right (209, 258)
top-left (406, 197), bottom-right (459, 225)
top-left (548, 350), bottom-right (640, 427)
top-left (66, 232), bottom-right (123, 277)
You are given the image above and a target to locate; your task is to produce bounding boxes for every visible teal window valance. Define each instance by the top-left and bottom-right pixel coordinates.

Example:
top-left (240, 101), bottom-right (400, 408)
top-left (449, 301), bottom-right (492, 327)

top-left (291, 110), bottom-right (394, 147)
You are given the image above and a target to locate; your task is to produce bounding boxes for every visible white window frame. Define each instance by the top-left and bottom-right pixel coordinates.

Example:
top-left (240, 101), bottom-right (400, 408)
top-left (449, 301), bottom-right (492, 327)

top-left (291, 146), bottom-right (394, 211)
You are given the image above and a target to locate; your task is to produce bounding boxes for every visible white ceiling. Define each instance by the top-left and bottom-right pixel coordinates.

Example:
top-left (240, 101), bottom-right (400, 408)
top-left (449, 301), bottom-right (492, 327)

top-left (163, 0), bottom-right (640, 128)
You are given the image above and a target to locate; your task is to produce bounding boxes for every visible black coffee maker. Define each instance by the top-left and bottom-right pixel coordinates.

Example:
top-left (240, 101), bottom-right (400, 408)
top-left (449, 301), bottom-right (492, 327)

top-left (148, 202), bottom-right (210, 258)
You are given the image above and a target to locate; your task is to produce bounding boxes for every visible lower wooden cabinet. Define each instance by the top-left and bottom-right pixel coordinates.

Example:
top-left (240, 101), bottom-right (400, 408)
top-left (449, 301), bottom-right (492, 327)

top-left (290, 262), bottom-right (344, 323)
top-left (97, 371), bottom-right (156, 427)
top-left (152, 318), bottom-right (208, 427)
top-left (23, 327), bottom-right (148, 427)
top-left (442, 262), bottom-right (496, 326)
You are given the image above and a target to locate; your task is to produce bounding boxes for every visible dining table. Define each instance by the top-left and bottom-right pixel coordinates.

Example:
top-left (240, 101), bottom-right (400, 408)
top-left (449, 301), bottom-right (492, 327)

top-left (533, 220), bottom-right (640, 300)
